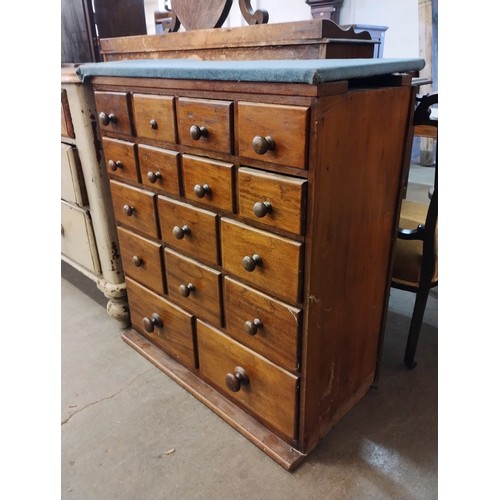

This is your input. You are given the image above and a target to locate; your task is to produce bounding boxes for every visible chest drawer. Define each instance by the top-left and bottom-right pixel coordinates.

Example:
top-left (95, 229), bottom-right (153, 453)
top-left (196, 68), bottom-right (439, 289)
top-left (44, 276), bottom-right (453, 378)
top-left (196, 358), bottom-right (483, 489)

top-left (158, 196), bottom-right (218, 266)
top-left (110, 180), bottom-right (158, 238)
top-left (132, 94), bottom-right (177, 143)
top-left (61, 144), bottom-right (88, 207)
top-left (95, 91), bottom-right (132, 136)
top-left (237, 102), bottom-right (309, 170)
top-left (164, 249), bottom-right (222, 327)
top-left (117, 226), bottom-right (164, 295)
top-left (238, 167), bottom-right (307, 235)
top-left (138, 145), bottom-right (180, 195)
top-left (177, 97), bottom-right (233, 154)
top-left (197, 321), bottom-right (298, 441)
top-left (221, 218), bottom-right (303, 304)
top-left (102, 137), bottom-right (139, 182)
top-left (182, 155), bottom-right (235, 213)
top-left (126, 277), bottom-right (196, 370)
top-left (224, 277), bottom-right (301, 373)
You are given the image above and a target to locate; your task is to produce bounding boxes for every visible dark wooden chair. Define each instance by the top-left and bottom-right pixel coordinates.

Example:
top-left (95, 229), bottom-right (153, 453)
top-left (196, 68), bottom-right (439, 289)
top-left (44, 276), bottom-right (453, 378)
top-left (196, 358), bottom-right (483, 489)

top-left (391, 92), bottom-right (438, 368)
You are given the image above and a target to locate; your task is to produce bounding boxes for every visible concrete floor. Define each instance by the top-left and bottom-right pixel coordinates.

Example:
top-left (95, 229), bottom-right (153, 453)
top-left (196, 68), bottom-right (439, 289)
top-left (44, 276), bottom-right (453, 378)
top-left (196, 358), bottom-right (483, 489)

top-left (61, 167), bottom-right (438, 499)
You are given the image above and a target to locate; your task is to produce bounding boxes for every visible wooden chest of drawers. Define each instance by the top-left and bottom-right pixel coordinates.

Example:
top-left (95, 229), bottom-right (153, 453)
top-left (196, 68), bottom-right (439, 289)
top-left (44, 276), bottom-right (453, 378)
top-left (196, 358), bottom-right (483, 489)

top-left (79, 58), bottom-right (423, 470)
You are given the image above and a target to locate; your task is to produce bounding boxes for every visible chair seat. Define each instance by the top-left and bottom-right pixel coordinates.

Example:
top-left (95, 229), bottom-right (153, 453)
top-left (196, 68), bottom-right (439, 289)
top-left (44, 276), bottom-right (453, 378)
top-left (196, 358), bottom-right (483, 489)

top-left (391, 200), bottom-right (438, 289)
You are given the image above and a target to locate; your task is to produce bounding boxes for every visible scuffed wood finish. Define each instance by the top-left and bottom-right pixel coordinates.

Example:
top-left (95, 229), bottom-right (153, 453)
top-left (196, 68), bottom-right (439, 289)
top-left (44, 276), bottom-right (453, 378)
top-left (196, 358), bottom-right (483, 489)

top-left (138, 145), bottom-right (180, 195)
top-left (132, 94), bottom-right (177, 143)
top-left (94, 91), bottom-right (132, 136)
top-left (197, 320), bottom-right (298, 441)
top-left (61, 89), bottom-right (74, 139)
top-left (102, 137), bottom-right (139, 182)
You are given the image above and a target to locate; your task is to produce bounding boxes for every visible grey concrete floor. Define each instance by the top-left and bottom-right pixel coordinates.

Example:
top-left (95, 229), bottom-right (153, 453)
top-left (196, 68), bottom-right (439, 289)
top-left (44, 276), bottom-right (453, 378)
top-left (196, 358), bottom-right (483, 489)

top-left (61, 166), bottom-right (438, 499)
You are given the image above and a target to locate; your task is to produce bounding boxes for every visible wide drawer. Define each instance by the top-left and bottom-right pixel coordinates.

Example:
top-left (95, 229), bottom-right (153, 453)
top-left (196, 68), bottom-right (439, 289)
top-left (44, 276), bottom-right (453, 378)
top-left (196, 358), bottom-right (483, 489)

top-left (177, 97), bottom-right (233, 154)
top-left (94, 91), bottom-right (132, 136)
top-left (117, 226), bottom-right (164, 295)
top-left (61, 144), bottom-right (88, 207)
top-left (220, 218), bottom-right (303, 304)
top-left (102, 137), bottom-right (139, 182)
top-left (224, 277), bottom-right (301, 372)
top-left (126, 277), bottom-right (196, 370)
top-left (164, 249), bottom-right (222, 327)
top-left (132, 94), bottom-right (176, 143)
top-left (157, 196), bottom-right (218, 266)
top-left (138, 145), bottom-right (180, 195)
top-left (109, 180), bottom-right (158, 238)
top-left (182, 154), bottom-right (235, 213)
top-left (238, 167), bottom-right (307, 235)
top-left (237, 102), bottom-right (309, 169)
top-left (197, 321), bottom-right (298, 441)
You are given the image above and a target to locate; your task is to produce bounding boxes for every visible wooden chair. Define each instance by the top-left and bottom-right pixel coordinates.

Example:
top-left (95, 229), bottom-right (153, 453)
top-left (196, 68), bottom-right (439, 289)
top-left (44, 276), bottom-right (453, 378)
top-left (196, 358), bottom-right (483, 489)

top-left (391, 92), bottom-right (438, 368)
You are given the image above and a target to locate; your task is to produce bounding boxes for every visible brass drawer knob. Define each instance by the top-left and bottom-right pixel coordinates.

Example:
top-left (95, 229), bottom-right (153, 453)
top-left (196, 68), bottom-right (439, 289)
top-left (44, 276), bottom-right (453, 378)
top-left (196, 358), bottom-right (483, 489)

top-left (108, 160), bottom-right (122, 171)
top-left (244, 319), bottom-right (263, 336)
top-left (142, 313), bottom-right (163, 333)
top-left (225, 366), bottom-right (249, 393)
top-left (99, 112), bottom-right (117, 126)
top-left (190, 125), bottom-right (208, 141)
top-left (194, 184), bottom-right (211, 198)
top-left (149, 119), bottom-right (158, 129)
top-left (179, 283), bottom-right (195, 297)
top-left (122, 204), bottom-right (134, 216)
top-left (173, 225), bottom-right (191, 240)
top-left (252, 135), bottom-right (275, 155)
top-left (242, 254), bottom-right (262, 272)
top-left (132, 255), bottom-right (143, 267)
top-left (253, 201), bottom-right (272, 218)
top-left (147, 171), bottom-right (161, 183)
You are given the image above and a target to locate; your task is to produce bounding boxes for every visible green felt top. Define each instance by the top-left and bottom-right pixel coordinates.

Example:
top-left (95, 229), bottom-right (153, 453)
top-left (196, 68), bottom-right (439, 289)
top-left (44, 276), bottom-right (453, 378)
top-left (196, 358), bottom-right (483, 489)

top-left (76, 58), bottom-right (425, 85)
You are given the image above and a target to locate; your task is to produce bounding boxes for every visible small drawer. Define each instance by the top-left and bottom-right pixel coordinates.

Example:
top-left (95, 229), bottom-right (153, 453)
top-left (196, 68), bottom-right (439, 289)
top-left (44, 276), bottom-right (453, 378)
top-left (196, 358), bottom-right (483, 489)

top-left (94, 91), bottom-right (132, 136)
top-left (109, 180), bottom-right (158, 238)
top-left (138, 145), bottom-right (180, 195)
top-left (102, 137), bottom-right (139, 182)
top-left (164, 249), bottom-right (222, 327)
top-left (133, 94), bottom-right (176, 143)
top-left (177, 97), bottom-right (233, 154)
top-left (182, 154), bottom-right (235, 213)
top-left (238, 102), bottom-right (309, 169)
top-left (224, 277), bottom-right (301, 373)
top-left (117, 227), bottom-right (164, 295)
top-left (157, 196), bottom-right (218, 266)
top-left (197, 321), bottom-right (298, 441)
top-left (61, 89), bottom-right (74, 139)
top-left (238, 167), bottom-right (307, 235)
top-left (61, 144), bottom-right (88, 207)
top-left (220, 218), bottom-right (303, 304)
top-left (126, 277), bottom-right (196, 370)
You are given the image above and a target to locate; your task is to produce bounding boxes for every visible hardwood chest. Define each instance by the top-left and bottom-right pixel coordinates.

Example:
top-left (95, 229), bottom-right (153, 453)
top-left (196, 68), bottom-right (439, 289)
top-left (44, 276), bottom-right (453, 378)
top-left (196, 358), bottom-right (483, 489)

top-left (77, 58), bottom-right (423, 470)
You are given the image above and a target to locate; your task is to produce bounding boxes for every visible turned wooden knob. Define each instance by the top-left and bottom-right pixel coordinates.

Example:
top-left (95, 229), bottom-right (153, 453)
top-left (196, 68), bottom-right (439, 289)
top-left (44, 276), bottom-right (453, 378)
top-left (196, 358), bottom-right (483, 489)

top-left (244, 319), bottom-right (263, 336)
top-left (99, 112), bottom-right (117, 126)
top-left (147, 171), bottom-right (161, 183)
top-left (132, 255), bottom-right (143, 267)
top-left (190, 125), bottom-right (208, 140)
top-left (173, 225), bottom-right (191, 240)
top-left (142, 313), bottom-right (163, 333)
top-left (179, 283), bottom-right (195, 297)
top-left (194, 184), bottom-right (211, 198)
top-left (149, 119), bottom-right (158, 129)
top-left (225, 366), bottom-right (249, 392)
top-left (122, 204), bottom-right (134, 216)
top-left (252, 135), bottom-right (275, 155)
top-left (253, 201), bottom-right (272, 218)
top-left (108, 160), bottom-right (122, 171)
top-left (242, 254), bottom-right (262, 272)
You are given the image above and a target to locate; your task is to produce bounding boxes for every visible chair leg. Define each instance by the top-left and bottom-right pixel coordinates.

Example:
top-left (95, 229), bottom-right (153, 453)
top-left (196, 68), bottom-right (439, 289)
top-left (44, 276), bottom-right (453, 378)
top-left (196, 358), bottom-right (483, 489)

top-left (404, 284), bottom-right (431, 369)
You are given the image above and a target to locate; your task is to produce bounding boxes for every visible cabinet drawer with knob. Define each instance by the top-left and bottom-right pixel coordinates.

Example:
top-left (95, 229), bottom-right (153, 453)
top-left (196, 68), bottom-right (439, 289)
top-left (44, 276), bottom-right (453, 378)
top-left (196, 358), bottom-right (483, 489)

top-left (238, 167), bottom-right (307, 235)
top-left (157, 196), bottom-right (218, 266)
top-left (102, 137), bottom-right (139, 182)
top-left (220, 218), bottom-right (303, 304)
top-left (197, 320), bottom-right (298, 441)
top-left (94, 91), bottom-right (132, 137)
top-left (164, 249), bottom-right (222, 327)
top-left (177, 97), bottom-right (233, 154)
top-left (109, 180), bottom-right (158, 238)
top-left (117, 227), bottom-right (164, 295)
top-left (224, 277), bottom-right (301, 373)
top-left (237, 102), bottom-right (309, 169)
top-left (126, 277), bottom-right (196, 371)
top-left (138, 145), bottom-right (180, 195)
top-left (132, 94), bottom-right (176, 143)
